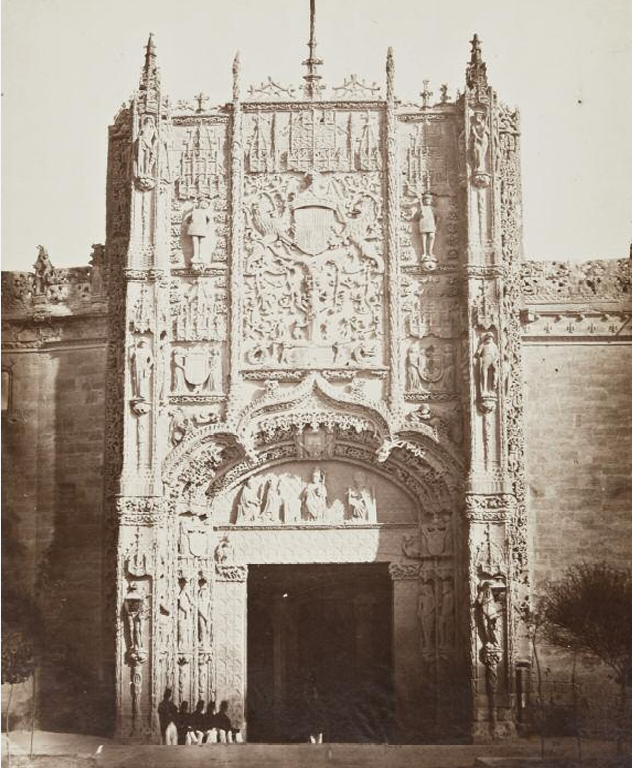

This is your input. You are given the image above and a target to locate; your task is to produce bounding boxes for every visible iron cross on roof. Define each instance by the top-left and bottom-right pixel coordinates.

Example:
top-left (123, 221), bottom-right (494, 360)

top-left (194, 92), bottom-right (209, 113)
top-left (420, 80), bottom-right (433, 108)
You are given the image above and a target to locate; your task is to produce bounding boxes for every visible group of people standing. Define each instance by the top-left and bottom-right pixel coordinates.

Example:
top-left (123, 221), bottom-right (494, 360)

top-left (157, 689), bottom-right (240, 745)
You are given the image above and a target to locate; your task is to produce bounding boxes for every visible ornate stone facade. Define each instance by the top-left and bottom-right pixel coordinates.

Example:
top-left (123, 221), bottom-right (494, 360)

top-left (2, 25), bottom-right (631, 744)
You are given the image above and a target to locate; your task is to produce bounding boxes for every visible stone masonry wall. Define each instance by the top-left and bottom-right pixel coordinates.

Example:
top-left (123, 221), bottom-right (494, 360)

top-left (2, 337), bottom-right (109, 733)
top-left (522, 342), bottom-right (632, 725)
top-left (523, 343), bottom-right (632, 580)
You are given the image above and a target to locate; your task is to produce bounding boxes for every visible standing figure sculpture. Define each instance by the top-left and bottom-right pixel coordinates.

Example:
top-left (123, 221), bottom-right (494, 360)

top-left (406, 345), bottom-right (423, 392)
top-left (124, 585), bottom-right (146, 653)
top-left (130, 338), bottom-right (154, 403)
top-left (184, 199), bottom-right (213, 263)
top-left (33, 246), bottom-right (55, 295)
top-left (177, 580), bottom-right (194, 649)
top-left (470, 111), bottom-right (489, 174)
top-left (237, 477), bottom-right (261, 522)
top-left (347, 471), bottom-right (377, 522)
top-left (135, 115), bottom-right (158, 180)
top-left (475, 332), bottom-right (500, 396)
top-left (417, 192), bottom-right (437, 268)
top-left (302, 468), bottom-right (328, 522)
top-left (476, 581), bottom-right (501, 646)
top-left (197, 580), bottom-right (211, 645)
top-left (262, 476), bottom-right (283, 522)
top-left (418, 580), bottom-right (436, 650)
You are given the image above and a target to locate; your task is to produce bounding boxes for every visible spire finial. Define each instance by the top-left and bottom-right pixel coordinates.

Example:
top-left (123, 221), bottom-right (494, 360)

top-left (465, 33), bottom-right (488, 91)
top-left (232, 51), bottom-right (241, 101)
top-left (140, 32), bottom-right (160, 93)
top-left (302, 0), bottom-right (324, 100)
top-left (386, 47), bottom-right (395, 102)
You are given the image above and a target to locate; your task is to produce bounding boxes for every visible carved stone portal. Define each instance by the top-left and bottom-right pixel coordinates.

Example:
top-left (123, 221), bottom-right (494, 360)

top-left (110, 29), bottom-right (528, 744)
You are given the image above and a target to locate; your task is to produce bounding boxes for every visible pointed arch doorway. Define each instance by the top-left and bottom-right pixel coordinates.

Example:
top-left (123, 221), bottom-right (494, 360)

top-left (247, 563), bottom-right (394, 743)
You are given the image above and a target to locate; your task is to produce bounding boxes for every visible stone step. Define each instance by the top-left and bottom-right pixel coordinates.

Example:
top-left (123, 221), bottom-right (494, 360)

top-left (96, 743), bottom-right (481, 768)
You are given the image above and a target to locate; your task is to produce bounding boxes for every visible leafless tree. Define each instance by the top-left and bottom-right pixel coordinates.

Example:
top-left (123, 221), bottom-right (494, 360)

top-left (543, 562), bottom-right (632, 753)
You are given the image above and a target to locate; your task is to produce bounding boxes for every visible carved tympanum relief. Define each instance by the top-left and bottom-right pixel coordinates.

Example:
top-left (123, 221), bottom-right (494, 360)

top-left (212, 461), bottom-right (415, 526)
top-left (235, 465), bottom-right (377, 524)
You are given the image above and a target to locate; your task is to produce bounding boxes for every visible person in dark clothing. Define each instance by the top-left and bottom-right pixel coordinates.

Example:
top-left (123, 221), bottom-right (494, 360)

top-left (192, 699), bottom-right (206, 742)
top-left (177, 701), bottom-right (194, 745)
top-left (157, 688), bottom-right (178, 745)
top-left (215, 700), bottom-right (232, 740)
top-left (205, 701), bottom-right (217, 728)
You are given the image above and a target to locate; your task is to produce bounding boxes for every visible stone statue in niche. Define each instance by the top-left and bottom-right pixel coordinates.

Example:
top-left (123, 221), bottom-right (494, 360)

top-left (124, 585), bottom-right (145, 651)
top-left (418, 579), bottom-right (436, 650)
top-left (197, 580), bottom-right (211, 645)
top-left (406, 345), bottom-right (423, 391)
top-left (347, 471), bottom-right (377, 522)
top-left (135, 114), bottom-right (158, 188)
top-left (476, 581), bottom-right (501, 646)
top-left (302, 468), bottom-right (328, 521)
top-left (469, 110), bottom-right (490, 186)
top-left (177, 579), bottom-right (194, 649)
top-left (417, 192), bottom-right (438, 270)
top-left (172, 346), bottom-right (220, 394)
top-left (130, 338), bottom-right (154, 405)
top-left (439, 577), bottom-right (455, 647)
top-left (470, 111), bottom-right (489, 171)
top-left (183, 199), bottom-right (214, 264)
top-left (475, 331), bottom-right (500, 410)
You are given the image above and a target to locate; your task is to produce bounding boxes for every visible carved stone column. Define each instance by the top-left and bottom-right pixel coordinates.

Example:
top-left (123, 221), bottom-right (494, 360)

top-left (228, 53), bottom-right (244, 404)
top-left (385, 48), bottom-right (403, 410)
top-left (213, 563), bottom-right (248, 736)
top-left (389, 563), bottom-right (422, 743)
top-left (465, 495), bottom-right (516, 739)
top-left (459, 37), bottom-right (527, 739)
top-left (115, 499), bottom-right (166, 740)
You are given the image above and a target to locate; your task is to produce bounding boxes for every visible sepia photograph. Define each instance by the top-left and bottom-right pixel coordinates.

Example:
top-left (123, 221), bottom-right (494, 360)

top-left (2, 0), bottom-right (631, 765)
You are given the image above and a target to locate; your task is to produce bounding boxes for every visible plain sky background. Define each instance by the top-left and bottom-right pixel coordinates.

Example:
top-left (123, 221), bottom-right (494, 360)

top-left (2, 0), bottom-right (631, 270)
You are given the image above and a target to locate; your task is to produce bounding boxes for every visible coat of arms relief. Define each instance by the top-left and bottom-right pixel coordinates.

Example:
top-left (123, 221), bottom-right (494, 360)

top-left (242, 170), bottom-right (385, 372)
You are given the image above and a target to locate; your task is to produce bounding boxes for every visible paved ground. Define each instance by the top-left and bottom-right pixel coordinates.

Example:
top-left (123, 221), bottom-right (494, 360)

top-left (2, 731), bottom-right (630, 768)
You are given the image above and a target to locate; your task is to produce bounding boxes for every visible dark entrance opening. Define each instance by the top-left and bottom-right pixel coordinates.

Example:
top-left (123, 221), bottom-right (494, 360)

top-left (247, 563), bottom-right (394, 743)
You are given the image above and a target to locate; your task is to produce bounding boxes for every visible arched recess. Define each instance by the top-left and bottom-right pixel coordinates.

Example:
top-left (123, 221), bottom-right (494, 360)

top-left (156, 384), bottom-right (468, 742)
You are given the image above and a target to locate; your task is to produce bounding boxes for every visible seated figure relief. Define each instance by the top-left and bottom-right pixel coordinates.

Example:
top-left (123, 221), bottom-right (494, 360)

top-left (234, 466), bottom-right (377, 525)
